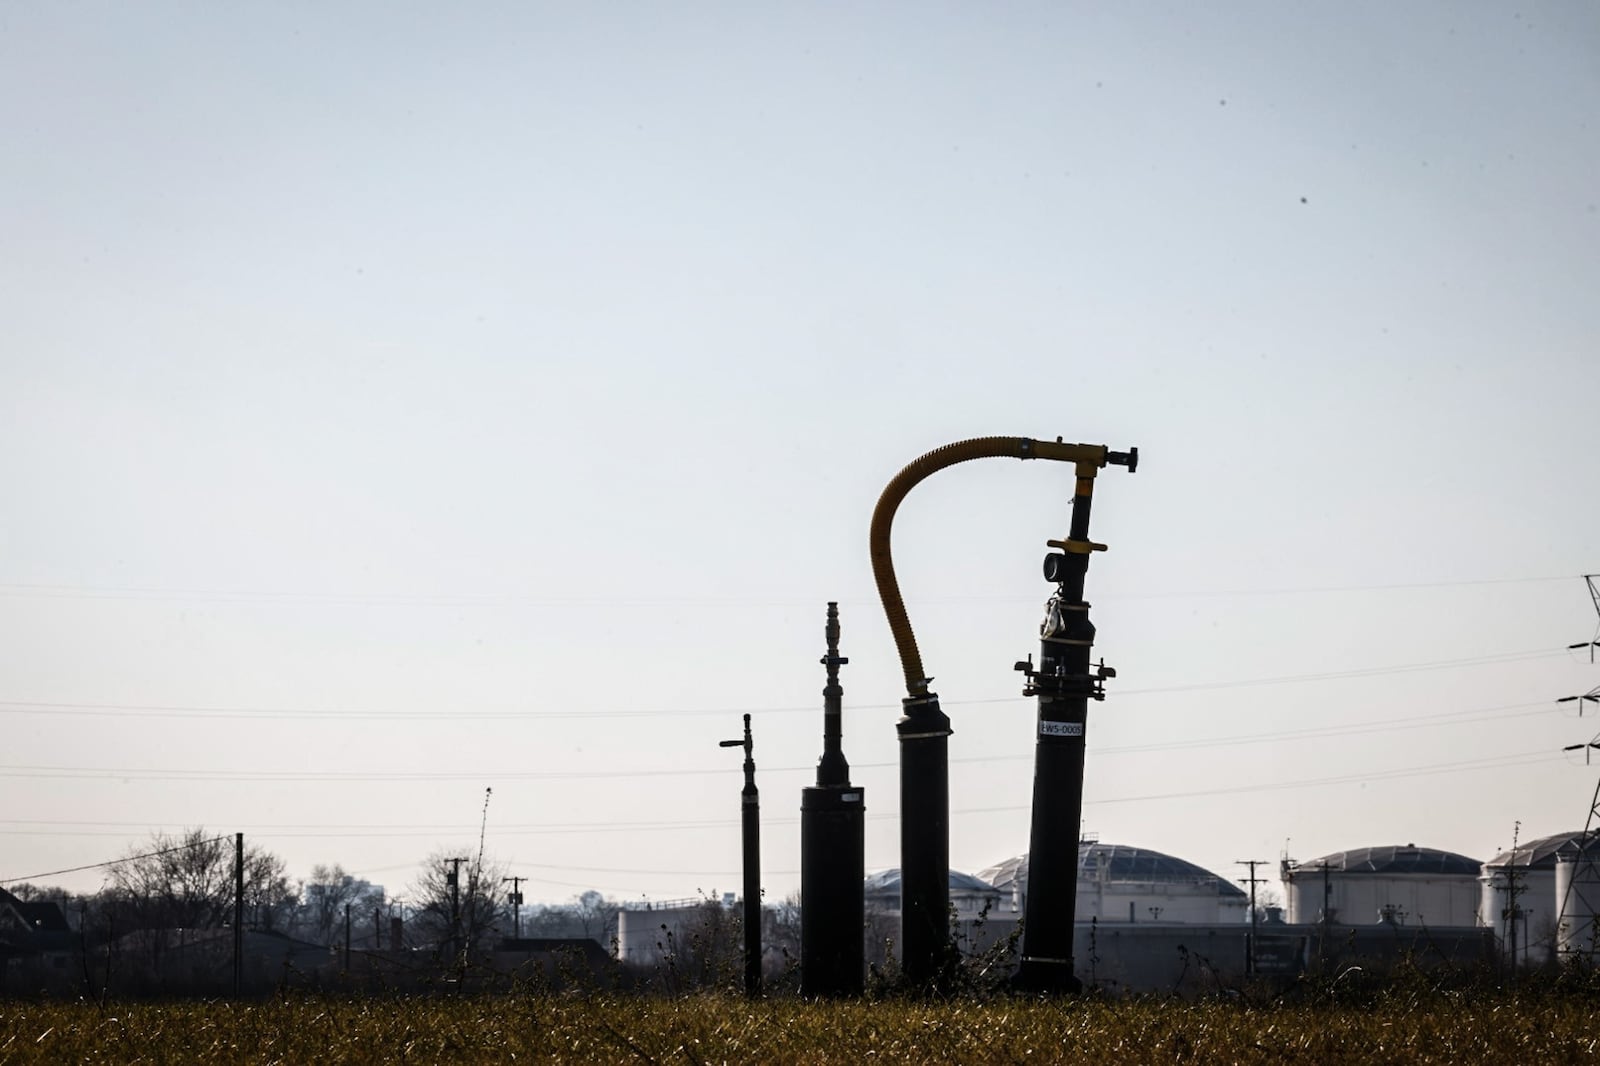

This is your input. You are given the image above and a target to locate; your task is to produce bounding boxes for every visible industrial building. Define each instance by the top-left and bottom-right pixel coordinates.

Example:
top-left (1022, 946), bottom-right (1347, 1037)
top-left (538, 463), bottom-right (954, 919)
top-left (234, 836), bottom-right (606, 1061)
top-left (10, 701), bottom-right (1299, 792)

top-left (616, 895), bottom-right (734, 969)
top-left (1281, 844), bottom-right (1482, 928)
top-left (977, 840), bottom-right (1249, 925)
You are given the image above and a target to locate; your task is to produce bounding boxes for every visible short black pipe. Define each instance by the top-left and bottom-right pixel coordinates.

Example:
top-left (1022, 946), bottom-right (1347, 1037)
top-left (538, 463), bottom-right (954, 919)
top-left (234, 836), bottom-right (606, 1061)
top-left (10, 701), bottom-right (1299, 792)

top-left (801, 602), bottom-right (864, 997)
top-left (741, 758), bottom-right (761, 997)
top-left (801, 785), bottom-right (865, 995)
top-left (898, 693), bottom-right (952, 988)
top-left (721, 714), bottom-right (761, 997)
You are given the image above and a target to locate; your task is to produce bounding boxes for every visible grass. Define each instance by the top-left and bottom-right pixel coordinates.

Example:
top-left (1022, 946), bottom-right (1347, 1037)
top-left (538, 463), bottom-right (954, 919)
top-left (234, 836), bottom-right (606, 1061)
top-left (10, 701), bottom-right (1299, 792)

top-left (3, 989), bottom-right (1599, 1063)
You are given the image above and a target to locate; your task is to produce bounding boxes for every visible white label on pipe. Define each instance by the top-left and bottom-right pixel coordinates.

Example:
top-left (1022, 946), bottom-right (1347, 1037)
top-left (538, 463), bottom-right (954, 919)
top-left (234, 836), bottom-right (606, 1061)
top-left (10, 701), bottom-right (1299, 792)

top-left (1039, 721), bottom-right (1085, 738)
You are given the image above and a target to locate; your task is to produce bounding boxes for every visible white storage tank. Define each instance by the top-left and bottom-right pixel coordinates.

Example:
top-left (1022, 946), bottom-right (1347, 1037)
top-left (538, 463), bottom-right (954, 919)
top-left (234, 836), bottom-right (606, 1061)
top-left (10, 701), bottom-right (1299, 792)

top-left (615, 897), bottom-right (724, 966)
top-left (1481, 830), bottom-right (1600, 966)
top-left (861, 868), bottom-right (1003, 921)
top-left (977, 841), bottom-right (1248, 924)
top-left (1281, 844), bottom-right (1481, 928)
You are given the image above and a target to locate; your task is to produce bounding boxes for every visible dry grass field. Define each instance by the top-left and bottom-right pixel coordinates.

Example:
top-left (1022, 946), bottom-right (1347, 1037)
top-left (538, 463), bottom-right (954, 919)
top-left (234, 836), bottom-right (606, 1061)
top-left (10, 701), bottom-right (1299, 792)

top-left (3, 988), bottom-right (1599, 1064)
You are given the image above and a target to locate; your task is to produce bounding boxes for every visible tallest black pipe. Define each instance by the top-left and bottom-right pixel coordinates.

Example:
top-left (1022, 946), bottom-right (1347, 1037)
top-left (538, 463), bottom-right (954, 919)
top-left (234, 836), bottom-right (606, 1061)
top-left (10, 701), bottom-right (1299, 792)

top-left (1016, 479), bottom-right (1098, 993)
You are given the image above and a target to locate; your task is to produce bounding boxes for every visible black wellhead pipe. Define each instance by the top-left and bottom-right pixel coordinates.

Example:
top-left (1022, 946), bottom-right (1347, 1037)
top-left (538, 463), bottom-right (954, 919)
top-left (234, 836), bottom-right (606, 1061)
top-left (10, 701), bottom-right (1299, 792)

top-left (800, 603), bottom-right (865, 996)
top-left (869, 436), bottom-right (1134, 991)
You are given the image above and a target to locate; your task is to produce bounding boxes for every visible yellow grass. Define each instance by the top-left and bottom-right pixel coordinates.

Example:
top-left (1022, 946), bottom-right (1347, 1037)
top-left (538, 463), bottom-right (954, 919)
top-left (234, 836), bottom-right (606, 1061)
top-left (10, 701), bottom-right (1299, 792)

top-left (2, 991), bottom-right (1596, 1063)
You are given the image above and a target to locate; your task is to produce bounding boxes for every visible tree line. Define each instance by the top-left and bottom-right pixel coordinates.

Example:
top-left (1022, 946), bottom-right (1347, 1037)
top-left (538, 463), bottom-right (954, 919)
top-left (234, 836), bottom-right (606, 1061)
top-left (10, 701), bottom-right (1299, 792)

top-left (5, 827), bottom-right (624, 957)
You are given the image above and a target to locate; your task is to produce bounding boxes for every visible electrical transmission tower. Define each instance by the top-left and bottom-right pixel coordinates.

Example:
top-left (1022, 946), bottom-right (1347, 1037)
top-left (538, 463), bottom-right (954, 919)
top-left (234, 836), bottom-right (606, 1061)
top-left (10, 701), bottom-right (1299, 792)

top-left (1570, 575), bottom-right (1600, 662)
top-left (1555, 574), bottom-right (1600, 966)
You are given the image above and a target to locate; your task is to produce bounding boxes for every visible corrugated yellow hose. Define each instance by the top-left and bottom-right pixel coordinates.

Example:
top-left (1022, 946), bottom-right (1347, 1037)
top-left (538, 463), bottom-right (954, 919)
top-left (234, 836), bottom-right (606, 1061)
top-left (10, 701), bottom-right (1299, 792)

top-left (868, 437), bottom-right (1110, 698)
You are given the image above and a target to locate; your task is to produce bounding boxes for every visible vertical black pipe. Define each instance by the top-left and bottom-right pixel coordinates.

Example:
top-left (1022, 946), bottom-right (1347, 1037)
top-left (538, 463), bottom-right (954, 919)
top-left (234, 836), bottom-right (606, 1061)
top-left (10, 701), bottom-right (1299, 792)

top-left (233, 832), bottom-right (244, 996)
top-left (723, 714), bottom-right (762, 996)
top-left (742, 718), bottom-right (761, 996)
top-left (1016, 465), bottom-right (1104, 992)
top-left (898, 692), bottom-right (952, 988)
top-left (802, 602), bottom-right (865, 997)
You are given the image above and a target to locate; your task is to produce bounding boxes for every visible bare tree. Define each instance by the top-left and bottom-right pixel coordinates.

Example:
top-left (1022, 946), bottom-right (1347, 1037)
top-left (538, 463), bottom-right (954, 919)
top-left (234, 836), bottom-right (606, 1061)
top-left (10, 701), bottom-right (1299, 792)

top-left (245, 851), bottom-right (296, 933)
top-left (571, 889), bottom-right (619, 946)
top-left (521, 903), bottom-right (575, 938)
top-left (512, 891), bottom-right (619, 943)
top-left (767, 892), bottom-right (802, 966)
top-left (98, 828), bottom-right (290, 972)
top-left (296, 864), bottom-right (381, 946)
top-left (106, 829), bottom-right (232, 931)
top-left (669, 899), bottom-right (741, 990)
top-left (1252, 885), bottom-right (1286, 923)
top-left (408, 848), bottom-right (507, 960)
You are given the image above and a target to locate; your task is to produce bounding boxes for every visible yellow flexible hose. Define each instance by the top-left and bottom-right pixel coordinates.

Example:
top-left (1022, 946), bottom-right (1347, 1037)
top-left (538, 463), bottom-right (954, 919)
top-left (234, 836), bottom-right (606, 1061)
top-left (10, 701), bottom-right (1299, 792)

top-left (869, 436), bottom-right (1109, 698)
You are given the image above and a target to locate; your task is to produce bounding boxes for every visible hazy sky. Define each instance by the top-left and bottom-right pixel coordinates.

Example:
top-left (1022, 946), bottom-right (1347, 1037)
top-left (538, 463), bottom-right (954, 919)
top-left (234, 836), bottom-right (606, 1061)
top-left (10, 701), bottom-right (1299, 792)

top-left (3, 2), bottom-right (1598, 911)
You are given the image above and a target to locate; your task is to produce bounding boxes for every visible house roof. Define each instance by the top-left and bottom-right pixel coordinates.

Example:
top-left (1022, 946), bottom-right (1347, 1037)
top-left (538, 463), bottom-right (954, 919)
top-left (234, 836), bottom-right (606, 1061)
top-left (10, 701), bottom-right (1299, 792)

top-left (0, 887), bottom-right (70, 942)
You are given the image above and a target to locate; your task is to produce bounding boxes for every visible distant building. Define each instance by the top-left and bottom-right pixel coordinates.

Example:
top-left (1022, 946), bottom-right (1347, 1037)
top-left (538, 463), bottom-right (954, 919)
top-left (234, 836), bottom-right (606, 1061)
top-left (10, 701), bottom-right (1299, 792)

top-left (978, 841), bottom-right (1248, 925)
top-left (861, 868), bottom-right (1003, 923)
top-left (0, 887), bottom-right (72, 989)
top-left (1481, 829), bottom-right (1600, 966)
top-left (1282, 844), bottom-right (1482, 929)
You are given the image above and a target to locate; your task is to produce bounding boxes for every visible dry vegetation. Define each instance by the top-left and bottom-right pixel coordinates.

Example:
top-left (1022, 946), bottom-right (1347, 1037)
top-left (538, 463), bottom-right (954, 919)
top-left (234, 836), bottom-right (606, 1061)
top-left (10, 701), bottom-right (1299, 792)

top-left (3, 988), bottom-right (1599, 1064)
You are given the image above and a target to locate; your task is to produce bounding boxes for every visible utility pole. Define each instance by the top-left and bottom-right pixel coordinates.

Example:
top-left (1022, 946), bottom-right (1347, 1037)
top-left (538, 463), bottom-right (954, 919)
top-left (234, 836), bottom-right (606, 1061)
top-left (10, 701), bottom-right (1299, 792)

top-left (446, 856), bottom-right (469, 964)
top-left (720, 714), bottom-right (761, 997)
top-left (1236, 859), bottom-right (1267, 977)
top-left (344, 901), bottom-right (352, 971)
top-left (504, 876), bottom-right (526, 940)
top-left (233, 832), bottom-right (244, 996)
top-left (1504, 823), bottom-right (1525, 976)
top-left (801, 601), bottom-right (865, 997)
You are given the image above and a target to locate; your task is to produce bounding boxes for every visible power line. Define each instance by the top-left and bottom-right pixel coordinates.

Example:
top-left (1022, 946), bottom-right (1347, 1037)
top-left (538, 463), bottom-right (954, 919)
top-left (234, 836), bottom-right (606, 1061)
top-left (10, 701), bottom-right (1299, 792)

top-left (0, 817), bottom-right (729, 833)
top-left (0, 647), bottom-right (1568, 723)
top-left (0, 693), bottom-right (1556, 786)
top-left (0, 833), bottom-right (229, 887)
top-left (0, 697), bottom-right (1557, 785)
top-left (0, 574), bottom-right (1571, 606)
top-left (1114, 649), bottom-right (1564, 697)
top-left (1093, 699), bottom-right (1548, 755)
top-left (1083, 750), bottom-right (1561, 806)
top-left (0, 748), bottom-right (1564, 854)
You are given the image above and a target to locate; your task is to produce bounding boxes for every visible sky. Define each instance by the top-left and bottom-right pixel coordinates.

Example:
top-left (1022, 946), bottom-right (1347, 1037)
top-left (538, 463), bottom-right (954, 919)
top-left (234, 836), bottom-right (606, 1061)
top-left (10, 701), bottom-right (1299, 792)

top-left (2, 2), bottom-right (1598, 913)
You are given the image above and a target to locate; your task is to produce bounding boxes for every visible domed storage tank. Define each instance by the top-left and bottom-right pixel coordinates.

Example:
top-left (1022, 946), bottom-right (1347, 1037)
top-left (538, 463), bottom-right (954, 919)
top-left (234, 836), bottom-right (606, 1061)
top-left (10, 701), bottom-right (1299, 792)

top-left (1484, 830), bottom-right (1600, 966)
top-left (1281, 844), bottom-right (1481, 928)
top-left (977, 841), bottom-right (1248, 924)
top-left (861, 868), bottom-right (1002, 921)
